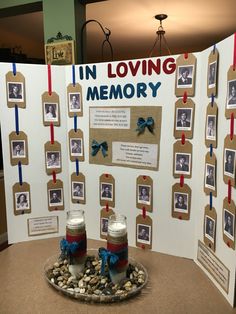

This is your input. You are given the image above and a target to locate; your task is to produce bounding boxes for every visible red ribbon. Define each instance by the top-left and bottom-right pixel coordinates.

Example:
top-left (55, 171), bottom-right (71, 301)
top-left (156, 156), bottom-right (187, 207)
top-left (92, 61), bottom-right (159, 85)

top-left (106, 202), bottom-right (109, 212)
top-left (184, 53), bottom-right (188, 59)
top-left (50, 122), bottom-right (54, 144)
top-left (233, 33), bottom-right (236, 71)
top-left (143, 175), bottom-right (146, 180)
top-left (180, 175), bottom-right (184, 187)
top-left (178, 215), bottom-right (182, 220)
top-left (142, 207), bottom-right (146, 219)
top-left (52, 171), bottom-right (56, 183)
top-left (107, 241), bottom-right (128, 252)
top-left (66, 232), bottom-right (86, 243)
top-left (228, 179), bottom-right (231, 204)
top-left (47, 64), bottom-right (52, 95)
top-left (230, 113), bottom-right (234, 140)
top-left (183, 91), bottom-right (187, 103)
top-left (105, 173), bottom-right (109, 178)
top-left (181, 132), bottom-right (185, 145)
top-left (141, 244), bottom-right (145, 250)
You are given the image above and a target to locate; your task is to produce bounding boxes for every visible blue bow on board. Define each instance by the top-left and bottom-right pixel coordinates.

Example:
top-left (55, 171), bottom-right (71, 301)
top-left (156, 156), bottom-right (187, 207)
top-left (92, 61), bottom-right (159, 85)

top-left (98, 247), bottom-right (119, 275)
top-left (136, 117), bottom-right (154, 134)
top-left (91, 140), bottom-right (108, 157)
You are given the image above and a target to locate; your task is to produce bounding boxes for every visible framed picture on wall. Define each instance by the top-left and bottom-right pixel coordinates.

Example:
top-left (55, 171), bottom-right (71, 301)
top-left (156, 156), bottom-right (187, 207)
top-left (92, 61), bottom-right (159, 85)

top-left (45, 40), bottom-right (75, 65)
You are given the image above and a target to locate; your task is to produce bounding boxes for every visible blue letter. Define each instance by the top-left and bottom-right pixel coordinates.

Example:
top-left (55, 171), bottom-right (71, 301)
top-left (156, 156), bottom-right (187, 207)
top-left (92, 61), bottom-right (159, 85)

top-left (149, 82), bottom-right (161, 97)
top-left (109, 84), bottom-right (123, 99)
top-left (123, 84), bottom-right (135, 99)
top-left (100, 85), bottom-right (108, 100)
top-left (87, 86), bottom-right (99, 100)
top-left (137, 83), bottom-right (147, 98)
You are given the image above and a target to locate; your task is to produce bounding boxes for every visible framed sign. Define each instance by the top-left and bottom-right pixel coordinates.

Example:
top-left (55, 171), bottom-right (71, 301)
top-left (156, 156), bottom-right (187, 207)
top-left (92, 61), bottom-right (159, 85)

top-left (45, 40), bottom-right (75, 65)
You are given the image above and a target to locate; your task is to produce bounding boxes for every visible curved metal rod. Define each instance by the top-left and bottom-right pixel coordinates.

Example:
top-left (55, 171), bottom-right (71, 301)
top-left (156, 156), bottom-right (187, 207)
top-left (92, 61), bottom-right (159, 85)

top-left (81, 19), bottom-right (113, 63)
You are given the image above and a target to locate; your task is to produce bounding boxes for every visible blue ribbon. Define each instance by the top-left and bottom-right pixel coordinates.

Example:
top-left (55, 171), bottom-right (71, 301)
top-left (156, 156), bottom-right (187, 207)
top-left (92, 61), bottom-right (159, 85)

top-left (211, 93), bottom-right (214, 107)
top-left (72, 64), bottom-right (76, 86)
top-left (91, 140), bottom-right (108, 157)
top-left (98, 247), bottom-right (119, 275)
top-left (12, 63), bottom-right (16, 76)
top-left (136, 117), bottom-right (154, 134)
top-left (76, 158), bottom-right (79, 176)
top-left (18, 161), bottom-right (22, 185)
top-left (60, 238), bottom-right (79, 256)
top-left (15, 105), bottom-right (19, 135)
top-left (210, 144), bottom-right (213, 157)
top-left (74, 114), bottom-right (77, 132)
top-left (210, 192), bottom-right (213, 210)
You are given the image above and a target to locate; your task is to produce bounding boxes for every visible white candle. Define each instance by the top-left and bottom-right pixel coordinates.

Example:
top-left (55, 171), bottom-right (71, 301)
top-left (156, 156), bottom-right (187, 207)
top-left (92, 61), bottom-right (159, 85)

top-left (67, 217), bottom-right (85, 229)
top-left (108, 221), bottom-right (127, 237)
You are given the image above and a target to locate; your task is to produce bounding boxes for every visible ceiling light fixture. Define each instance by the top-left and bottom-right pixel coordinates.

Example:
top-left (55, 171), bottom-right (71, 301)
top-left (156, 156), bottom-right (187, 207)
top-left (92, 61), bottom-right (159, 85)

top-left (149, 14), bottom-right (171, 58)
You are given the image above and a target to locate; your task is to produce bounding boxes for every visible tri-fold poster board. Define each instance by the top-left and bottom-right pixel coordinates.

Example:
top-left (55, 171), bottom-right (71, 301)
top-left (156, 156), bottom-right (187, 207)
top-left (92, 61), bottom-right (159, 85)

top-left (0, 33), bottom-right (236, 307)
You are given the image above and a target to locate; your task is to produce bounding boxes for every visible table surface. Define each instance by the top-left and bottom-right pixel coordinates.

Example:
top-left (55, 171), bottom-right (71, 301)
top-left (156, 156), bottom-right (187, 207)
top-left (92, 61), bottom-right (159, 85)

top-left (0, 237), bottom-right (235, 314)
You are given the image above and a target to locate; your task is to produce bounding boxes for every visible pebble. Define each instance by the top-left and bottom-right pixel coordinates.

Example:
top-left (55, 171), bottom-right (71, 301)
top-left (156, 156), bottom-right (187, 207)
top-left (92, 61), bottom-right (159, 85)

top-left (84, 276), bottom-right (91, 282)
top-left (80, 288), bottom-right (86, 294)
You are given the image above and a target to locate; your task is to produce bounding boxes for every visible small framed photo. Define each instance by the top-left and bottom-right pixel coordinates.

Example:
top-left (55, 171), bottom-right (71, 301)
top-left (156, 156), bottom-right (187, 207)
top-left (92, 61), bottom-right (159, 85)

top-left (206, 115), bottom-right (216, 140)
top-left (70, 138), bottom-right (83, 156)
top-left (101, 183), bottom-right (113, 201)
top-left (224, 149), bottom-right (235, 178)
top-left (205, 215), bottom-right (215, 242)
top-left (44, 102), bottom-right (58, 122)
top-left (208, 61), bottom-right (217, 88)
top-left (226, 80), bottom-right (236, 109)
top-left (138, 184), bottom-right (151, 205)
top-left (177, 65), bottom-right (193, 88)
top-left (48, 188), bottom-right (63, 206)
top-left (205, 164), bottom-right (215, 190)
top-left (72, 181), bottom-right (84, 200)
top-left (69, 93), bottom-right (81, 112)
top-left (15, 192), bottom-right (30, 210)
top-left (7, 82), bottom-right (24, 102)
top-left (175, 153), bottom-right (191, 175)
top-left (174, 192), bottom-right (188, 213)
top-left (101, 217), bottom-right (109, 235)
top-left (176, 108), bottom-right (192, 131)
top-left (11, 140), bottom-right (26, 158)
top-left (223, 209), bottom-right (235, 240)
top-left (137, 224), bottom-right (151, 245)
top-left (46, 151), bottom-right (61, 169)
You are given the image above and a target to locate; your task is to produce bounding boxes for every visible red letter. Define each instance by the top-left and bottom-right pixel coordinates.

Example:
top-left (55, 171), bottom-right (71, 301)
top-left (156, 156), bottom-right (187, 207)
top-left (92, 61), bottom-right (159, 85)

top-left (128, 60), bottom-right (141, 76)
top-left (148, 59), bottom-right (161, 75)
top-left (163, 57), bottom-right (176, 74)
top-left (107, 63), bottom-right (116, 78)
top-left (117, 62), bottom-right (128, 78)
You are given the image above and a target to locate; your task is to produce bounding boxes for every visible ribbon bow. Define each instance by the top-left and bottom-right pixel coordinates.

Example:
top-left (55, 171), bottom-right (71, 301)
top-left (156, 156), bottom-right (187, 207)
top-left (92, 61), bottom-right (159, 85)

top-left (98, 247), bottom-right (119, 275)
top-left (91, 140), bottom-right (108, 157)
top-left (60, 238), bottom-right (79, 257)
top-left (136, 117), bottom-right (154, 134)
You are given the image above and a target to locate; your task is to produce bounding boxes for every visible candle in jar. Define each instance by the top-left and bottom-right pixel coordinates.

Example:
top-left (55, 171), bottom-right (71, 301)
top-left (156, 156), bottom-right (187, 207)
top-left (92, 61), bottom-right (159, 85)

top-left (108, 221), bottom-right (127, 237)
top-left (67, 217), bottom-right (85, 229)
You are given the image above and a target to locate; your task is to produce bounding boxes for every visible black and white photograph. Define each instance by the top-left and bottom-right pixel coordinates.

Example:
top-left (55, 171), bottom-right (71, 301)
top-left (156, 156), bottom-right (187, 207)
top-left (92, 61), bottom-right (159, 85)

top-left (226, 79), bottom-right (236, 109)
top-left (70, 138), bottom-right (82, 156)
top-left (224, 149), bottom-right (235, 178)
top-left (101, 217), bottom-right (109, 235)
top-left (7, 82), bottom-right (24, 102)
top-left (72, 181), bottom-right (84, 200)
top-left (177, 65), bottom-right (194, 88)
top-left (174, 192), bottom-right (188, 213)
top-left (208, 61), bottom-right (217, 88)
top-left (176, 108), bottom-right (192, 131)
top-left (223, 209), bottom-right (234, 240)
top-left (175, 153), bottom-right (191, 175)
top-left (15, 192), bottom-right (30, 210)
top-left (11, 140), bottom-right (26, 158)
top-left (46, 151), bottom-right (61, 169)
top-left (205, 164), bottom-right (215, 190)
top-left (69, 93), bottom-right (81, 112)
top-left (138, 184), bottom-right (151, 205)
top-left (48, 188), bottom-right (63, 206)
top-left (101, 183), bottom-right (113, 201)
top-left (206, 115), bottom-right (216, 140)
top-left (137, 224), bottom-right (151, 245)
top-left (44, 102), bottom-right (58, 122)
top-left (205, 215), bottom-right (215, 242)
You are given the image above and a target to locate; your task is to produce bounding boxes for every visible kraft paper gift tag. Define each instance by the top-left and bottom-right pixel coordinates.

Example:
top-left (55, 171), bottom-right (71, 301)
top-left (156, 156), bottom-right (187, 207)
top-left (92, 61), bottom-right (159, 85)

top-left (204, 205), bottom-right (217, 252)
top-left (205, 102), bottom-right (218, 148)
top-left (67, 83), bottom-right (83, 117)
top-left (222, 197), bottom-right (235, 250)
top-left (204, 152), bottom-right (217, 197)
top-left (136, 214), bottom-right (152, 250)
top-left (9, 131), bottom-right (28, 166)
top-left (175, 53), bottom-right (196, 97)
top-left (174, 98), bottom-right (195, 139)
top-left (172, 182), bottom-right (191, 220)
top-left (100, 207), bottom-right (115, 240)
top-left (6, 71), bottom-right (26, 108)
top-left (225, 65), bottom-right (236, 119)
top-left (136, 175), bottom-right (153, 212)
top-left (42, 91), bottom-right (60, 126)
top-left (68, 129), bottom-right (84, 162)
top-left (13, 182), bottom-right (31, 215)
top-left (47, 179), bottom-right (64, 211)
top-left (99, 174), bottom-right (115, 208)
top-left (44, 141), bottom-right (62, 175)
top-left (71, 172), bottom-right (86, 204)
top-left (223, 135), bottom-right (236, 186)
top-left (207, 48), bottom-right (219, 97)
top-left (173, 140), bottom-right (192, 178)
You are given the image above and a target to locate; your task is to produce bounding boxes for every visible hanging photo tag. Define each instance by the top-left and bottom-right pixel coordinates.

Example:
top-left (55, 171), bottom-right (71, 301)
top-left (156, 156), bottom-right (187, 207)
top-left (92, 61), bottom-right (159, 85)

top-left (172, 182), bottom-right (191, 220)
top-left (71, 172), bottom-right (86, 204)
top-left (47, 179), bottom-right (64, 211)
top-left (222, 197), bottom-right (235, 250)
top-left (174, 98), bottom-right (195, 139)
top-left (42, 91), bottom-right (60, 126)
top-left (136, 175), bottom-right (153, 212)
top-left (136, 214), bottom-right (152, 250)
top-left (207, 48), bottom-right (219, 97)
top-left (205, 102), bottom-right (218, 148)
top-left (6, 71), bottom-right (26, 108)
top-left (68, 129), bottom-right (84, 162)
top-left (173, 140), bottom-right (192, 178)
top-left (9, 131), bottom-right (28, 166)
top-left (12, 182), bottom-right (31, 215)
top-left (223, 135), bottom-right (236, 186)
top-left (204, 205), bottom-right (217, 252)
top-left (44, 141), bottom-right (62, 175)
top-left (204, 152), bottom-right (217, 197)
top-left (99, 174), bottom-right (115, 208)
top-left (175, 53), bottom-right (196, 97)
top-left (100, 207), bottom-right (115, 240)
top-left (67, 83), bottom-right (83, 117)
top-left (225, 65), bottom-right (236, 118)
